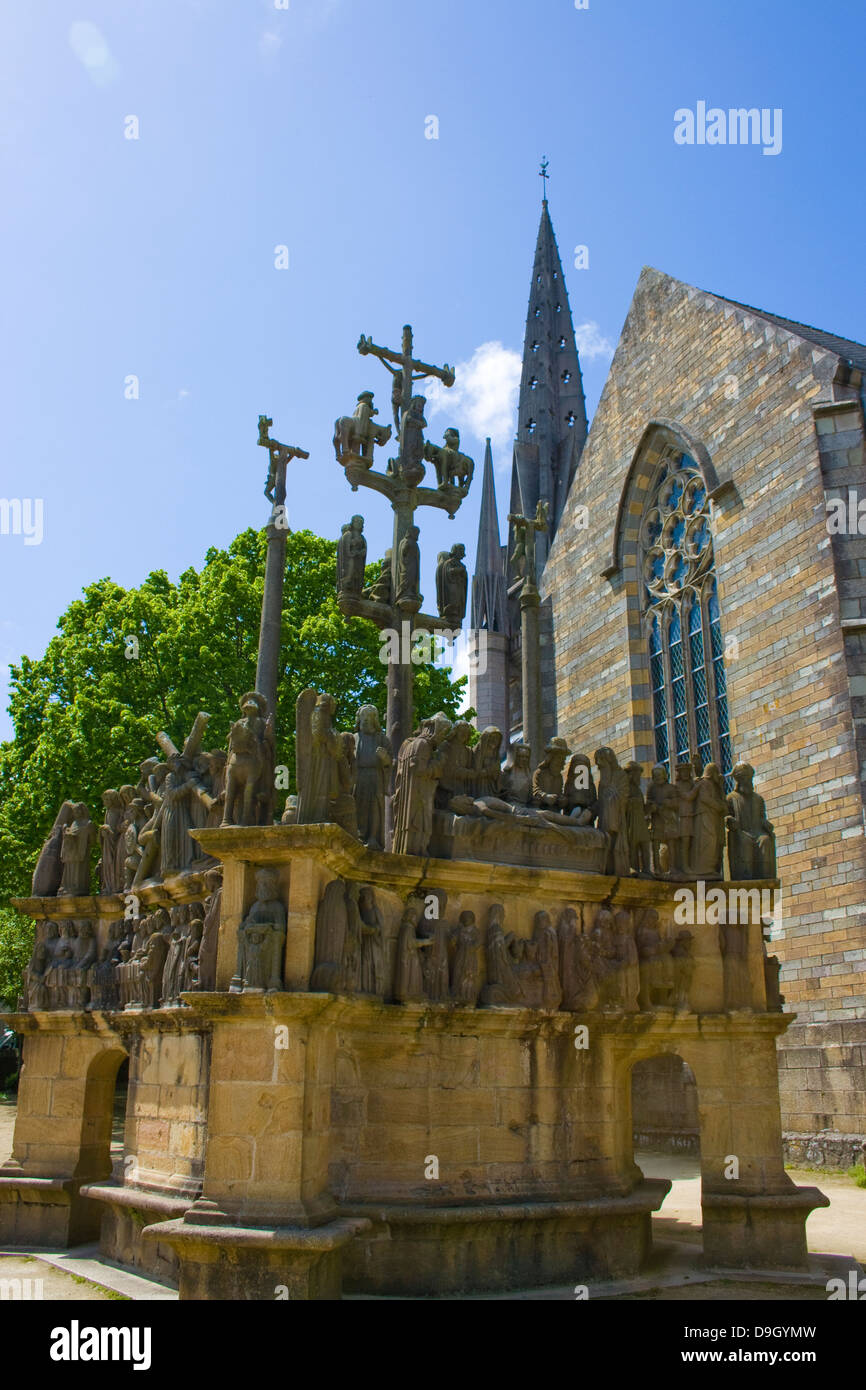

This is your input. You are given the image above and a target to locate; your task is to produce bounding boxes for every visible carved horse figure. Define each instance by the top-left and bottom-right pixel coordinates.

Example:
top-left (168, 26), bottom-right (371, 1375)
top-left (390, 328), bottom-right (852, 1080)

top-left (333, 391), bottom-right (392, 467)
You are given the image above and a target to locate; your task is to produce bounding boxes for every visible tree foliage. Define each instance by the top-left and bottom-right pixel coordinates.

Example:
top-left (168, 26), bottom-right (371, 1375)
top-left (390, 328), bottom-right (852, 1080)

top-left (0, 527), bottom-right (467, 998)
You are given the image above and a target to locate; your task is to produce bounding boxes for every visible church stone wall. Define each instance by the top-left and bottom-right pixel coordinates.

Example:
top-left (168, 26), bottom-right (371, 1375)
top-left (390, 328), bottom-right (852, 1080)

top-left (543, 267), bottom-right (866, 1151)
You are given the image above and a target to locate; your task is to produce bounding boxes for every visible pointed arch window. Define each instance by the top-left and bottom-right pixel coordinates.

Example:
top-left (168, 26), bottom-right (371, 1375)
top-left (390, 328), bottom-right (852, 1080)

top-left (641, 449), bottom-right (733, 788)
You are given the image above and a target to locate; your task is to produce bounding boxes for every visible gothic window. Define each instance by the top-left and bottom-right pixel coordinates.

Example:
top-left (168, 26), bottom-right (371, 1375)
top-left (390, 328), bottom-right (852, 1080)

top-left (529, 376), bottom-right (538, 390)
top-left (565, 411), bottom-right (576, 427)
top-left (527, 418), bottom-right (537, 434)
top-left (534, 307), bottom-right (542, 318)
top-left (562, 369), bottom-right (572, 384)
top-left (640, 449), bottom-right (733, 787)
top-left (531, 341), bottom-right (539, 353)
top-left (558, 336), bottom-right (566, 348)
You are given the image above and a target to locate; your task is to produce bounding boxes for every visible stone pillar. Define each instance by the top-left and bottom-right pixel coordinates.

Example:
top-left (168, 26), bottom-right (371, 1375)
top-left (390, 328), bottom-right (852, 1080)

top-left (520, 587), bottom-right (543, 766)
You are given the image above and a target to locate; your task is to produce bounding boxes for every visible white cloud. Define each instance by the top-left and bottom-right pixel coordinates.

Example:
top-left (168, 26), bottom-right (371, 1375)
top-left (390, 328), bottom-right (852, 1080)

top-left (68, 22), bottom-right (119, 86)
top-left (424, 341), bottom-right (521, 454)
top-left (574, 321), bottom-right (615, 361)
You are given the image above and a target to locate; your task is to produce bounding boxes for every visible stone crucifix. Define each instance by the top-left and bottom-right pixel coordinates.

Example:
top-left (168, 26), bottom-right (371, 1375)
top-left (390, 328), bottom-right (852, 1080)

top-left (255, 416), bottom-right (310, 731)
top-left (334, 324), bottom-right (473, 796)
top-left (508, 500), bottom-right (549, 768)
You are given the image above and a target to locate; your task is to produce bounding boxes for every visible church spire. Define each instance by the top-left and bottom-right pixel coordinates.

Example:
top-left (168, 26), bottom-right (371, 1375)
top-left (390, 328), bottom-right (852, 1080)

top-left (511, 179), bottom-right (588, 569)
top-left (471, 439), bottom-right (507, 633)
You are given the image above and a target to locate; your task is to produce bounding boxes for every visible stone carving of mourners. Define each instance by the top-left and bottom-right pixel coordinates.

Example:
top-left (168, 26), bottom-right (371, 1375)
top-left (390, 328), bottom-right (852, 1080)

top-left (230, 868), bottom-right (287, 994)
top-left (611, 909), bottom-right (640, 1012)
top-left (533, 910), bottom-right (562, 1010)
top-left (58, 804), bottom-right (96, 898)
top-left (353, 706), bottom-right (391, 850)
top-left (98, 790), bottom-right (125, 896)
top-left (221, 692), bottom-right (275, 828)
top-left (624, 763), bottom-right (651, 875)
top-left (450, 910), bottom-right (480, 1005)
top-left (391, 714), bottom-right (451, 856)
top-left (719, 918), bottom-right (752, 1011)
top-left (358, 885), bottom-right (385, 997)
top-left (419, 890), bottom-right (450, 1002)
top-left (647, 765), bottom-right (678, 878)
top-left (472, 728), bottom-right (503, 797)
top-left (392, 895), bottom-right (432, 1003)
top-left (691, 763), bottom-right (727, 880)
top-left (532, 738), bottom-right (570, 811)
top-left (671, 930), bottom-right (695, 1013)
top-left (197, 867), bottom-right (222, 992)
top-left (296, 690), bottom-right (353, 830)
top-left (32, 803), bottom-right (75, 897)
top-left (672, 762), bottom-right (699, 878)
top-left (564, 754), bottom-right (597, 825)
top-left (594, 749), bottom-right (630, 878)
top-left (337, 515), bottom-right (367, 597)
top-left (726, 763), bottom-right (776, 880)
top-left (501, 743), bottom-right (533, 806)
top-left (480, 904), bottom-right (522, 1006)
top-left (635, 908), bottom-right (666, 1011)
top-left (395, 525), bottom-right (422, 608)
top-left (436, 720), bottom-right (476, 808)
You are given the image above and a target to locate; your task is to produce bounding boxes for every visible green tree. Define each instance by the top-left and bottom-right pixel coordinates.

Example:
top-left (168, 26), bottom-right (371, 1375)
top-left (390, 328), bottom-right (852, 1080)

top-left (0, 527), bottom-right (468, 1003)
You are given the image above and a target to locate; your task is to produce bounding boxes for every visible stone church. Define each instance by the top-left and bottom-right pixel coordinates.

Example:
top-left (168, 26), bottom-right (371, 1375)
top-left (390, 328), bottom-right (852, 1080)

top-left (470, 195), bottom-right (866, 1167)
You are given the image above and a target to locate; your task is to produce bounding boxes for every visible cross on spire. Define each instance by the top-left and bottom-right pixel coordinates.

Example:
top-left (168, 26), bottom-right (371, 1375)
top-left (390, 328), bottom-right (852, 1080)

top-left (539, 156), bottom-right (550, 200)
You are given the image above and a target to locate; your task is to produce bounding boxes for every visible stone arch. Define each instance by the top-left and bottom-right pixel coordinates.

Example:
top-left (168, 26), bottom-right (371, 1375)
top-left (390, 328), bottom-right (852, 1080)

top-left (76, 1043), bottom-right (130, 1181)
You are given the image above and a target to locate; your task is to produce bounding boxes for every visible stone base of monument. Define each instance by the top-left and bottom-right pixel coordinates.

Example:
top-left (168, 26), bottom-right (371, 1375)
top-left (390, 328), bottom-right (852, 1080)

top-left (0, 827), bottom-right (833, 1298)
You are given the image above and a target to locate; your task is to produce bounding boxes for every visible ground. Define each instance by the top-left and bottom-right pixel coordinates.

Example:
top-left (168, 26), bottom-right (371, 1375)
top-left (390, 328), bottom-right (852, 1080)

top-left (0, 1093), bottom-right (862, 1300)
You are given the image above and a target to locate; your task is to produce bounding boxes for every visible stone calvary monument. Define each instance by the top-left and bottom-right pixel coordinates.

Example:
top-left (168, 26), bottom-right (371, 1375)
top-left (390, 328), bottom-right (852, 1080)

top-left (0, 323), bottom-right (827, 1300)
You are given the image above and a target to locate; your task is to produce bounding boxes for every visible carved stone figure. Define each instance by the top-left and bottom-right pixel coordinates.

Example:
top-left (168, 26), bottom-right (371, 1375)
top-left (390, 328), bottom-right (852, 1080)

top-left (532, 910), bottom-right (562, 1010)
top-left (480, 904), bottom-right (522, 1006)
top-left (181, 915), bottom-right (202, 993)
top-left (436, 720), bottom-right (475, 807)
top-left (594, 748), bottom-right (630, 877)
top-left (337, 515), bottom-right (367, 597)
top-left (158, 756), bottom-right (202, 875)
top-left (419, 892), bottom-right (450, 1002)
top-left (532, 738), bottom-right (570, 810)
top-left (230, 867), bottom-right (287, 994)
top-left (692, 763), bottom-right (727, 879)
top-left (98, 790), bottom-right (125, 896)
top-left (364, 550), bottom-right (393, 606)
top-left (611, 909), bottom-right (640, 1012)
top-left (450, 911), bottom-right (480, 1005)
top-left (564, 754), bottom-right (597, 825)
top-left (647, 765), bottom-right (678, 878)
top-left (395, 525), bottom-right (421, 608)
top-left (719, 919), bottom-right (752, 1011)
top-left (121, 797), bottom-right (149, 889)
top-left (89, 925), bottom-right (123, 1011)
top-left (671, 930), bottom-right (695, 1013)
top-left (501, 743), bottom-right (533, 806)
top-left (396, 395), bottom-right (427, 483)
top-left (342, 882), bottom-right (363, 995)
top-left (624, 763), bottom-right (651, 875)
top-left (296, 689), bottom-right (351, 828)
top-left (391, 714), bottom-right (450, 856)
top-left (221, 692), bottom-right (275, 828)
top-left (281, 795), bottom-right (298, 825)
top-left (424, 427), bottom-right (474, 491)
top-left (590, 907), bottom-right (619, 1008)
top-left (472, 727), bottom-right (503, 797)
top-left (358, 886), bottom-right (385, 997)
top-left (353, 705), bottom-right (391, 850)
top-left (310, 878), bottom-right (350, 994)
top-left (636, 908), bottom-right (666, 1010)
top-left (140, 912), bottom-right (171, 1009)
top-left (393, 895), bottom-right (432, 1003)
top-left (333, 391), bottom-right (392, 466)
top-left (194, 751), bottom-right (227, 830)
top-left (161, 906), bottom-right (189, 1007)
top-left (727, 763), bottom-right (776, 880)
top-left (435, 544), bottom-right (468, 626)
top-left (762, 939), bottom-right (784, 1012)
top-left (197, 867), bottom-right (222, 992)
top-left (672, 762), bottom-right (699, 878)
top-left (32, 803), bottom-right (75, 897)
top-left (59, 804), bottom-right (96, 897)
top-left (24, 921), bottom-right (59, 1010)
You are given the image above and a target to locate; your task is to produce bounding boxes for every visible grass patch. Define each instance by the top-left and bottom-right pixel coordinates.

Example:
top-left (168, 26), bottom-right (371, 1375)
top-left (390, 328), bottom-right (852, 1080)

top-left (847, 1163), bottom-right (866, 1189)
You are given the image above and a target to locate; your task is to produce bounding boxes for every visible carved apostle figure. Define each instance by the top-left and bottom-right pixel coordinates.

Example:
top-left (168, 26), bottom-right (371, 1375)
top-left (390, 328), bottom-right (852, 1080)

top-left (353, 705), bottom-right (391, 850)
top-left (391, 714), bottom-right (451, 856)
top-left (636, 907), bottom-right (665, 1011)
top-left (98, 790), bottom-right (125, 896)
top-left (691, 763), bottom-right (727, 879)
top-left (532, 910), bottom-right (562, 1010)
top-left (32, 802), bottom-right (75, 897)
top-left (59, 803), bottom-right (96, 897)
top-left (436, 720), bottom-right (475, 808)
top-left (726, 763), bottom-right (776, 880)
top-left (480, 904), bottom-right (522, 1006)
top-left (436, 544), bottom-right (468, 626)
top-left (358, 885), bottom-right (385, 997)
top-left (397, 395), bottom-right (427, 483)
top-left (337, 515), bottom-right (367, 598)
top-left (624, 763), bottom-right (651, 875)
top-left (393, 895), bottom-right (433, 1003)
top-left (672, 762), bottom-right (699, 878)
top-left (159, 756), bottom-right (202, 876)
top-left (230, 868), bottom-right (287, 994)
top-left (419, 891), bottom-right (450, 1002)
top-left (450, 910), bottom-right (480, 1006)
top-left (501, 743), bottom-right (533, 806)
top-left (296, 690), bottom-right (351, 827)
top-left (196, 867), bottom-right (222, 992)
top-left (594, 748), bottom-right (630, 878)
top-left (671, 930), bottom-right (695, 1013)
top-left (221, 692), bottom-right (275, 828)
top-left (140, 910), bottom-right (171, 1009)
top-left (395, 525), bottom-right (422, 608)
top-left (564, 753), bottom-right (597, 825)
top-left (310, 878), bottom-right (348, 993)
top-left (532, 738), bottom-right (570, 810)
top-left (647, 764), bottom-right (678, 877)
top-left (472, 727), bottom-right (503, 797)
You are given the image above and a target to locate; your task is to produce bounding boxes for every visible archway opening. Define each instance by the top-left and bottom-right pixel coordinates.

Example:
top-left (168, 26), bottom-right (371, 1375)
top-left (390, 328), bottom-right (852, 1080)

top-left (631, 1054), bottom-right (702, 1252)
top-left (76, 1047), bottom-right (129, 1183)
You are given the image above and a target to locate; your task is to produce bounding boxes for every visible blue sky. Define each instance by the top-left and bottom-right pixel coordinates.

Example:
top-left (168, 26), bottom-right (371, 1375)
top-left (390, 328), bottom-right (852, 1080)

top-left (2, 0), bottom-right (865, 740)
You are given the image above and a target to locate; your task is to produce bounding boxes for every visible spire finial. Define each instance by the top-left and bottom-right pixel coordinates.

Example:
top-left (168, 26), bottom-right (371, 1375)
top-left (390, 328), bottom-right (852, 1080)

top-left (539, 156), bottom-right (549, 201)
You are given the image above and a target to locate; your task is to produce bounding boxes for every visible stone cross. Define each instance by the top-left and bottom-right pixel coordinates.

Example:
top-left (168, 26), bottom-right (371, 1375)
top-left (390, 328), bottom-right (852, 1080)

top-left (255, 416), bottom-right (310, 729)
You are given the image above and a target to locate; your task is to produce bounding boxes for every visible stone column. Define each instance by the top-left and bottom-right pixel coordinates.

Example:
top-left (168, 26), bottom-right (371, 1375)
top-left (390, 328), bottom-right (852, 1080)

top-left (520, 586), bottom-right (543, 766)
